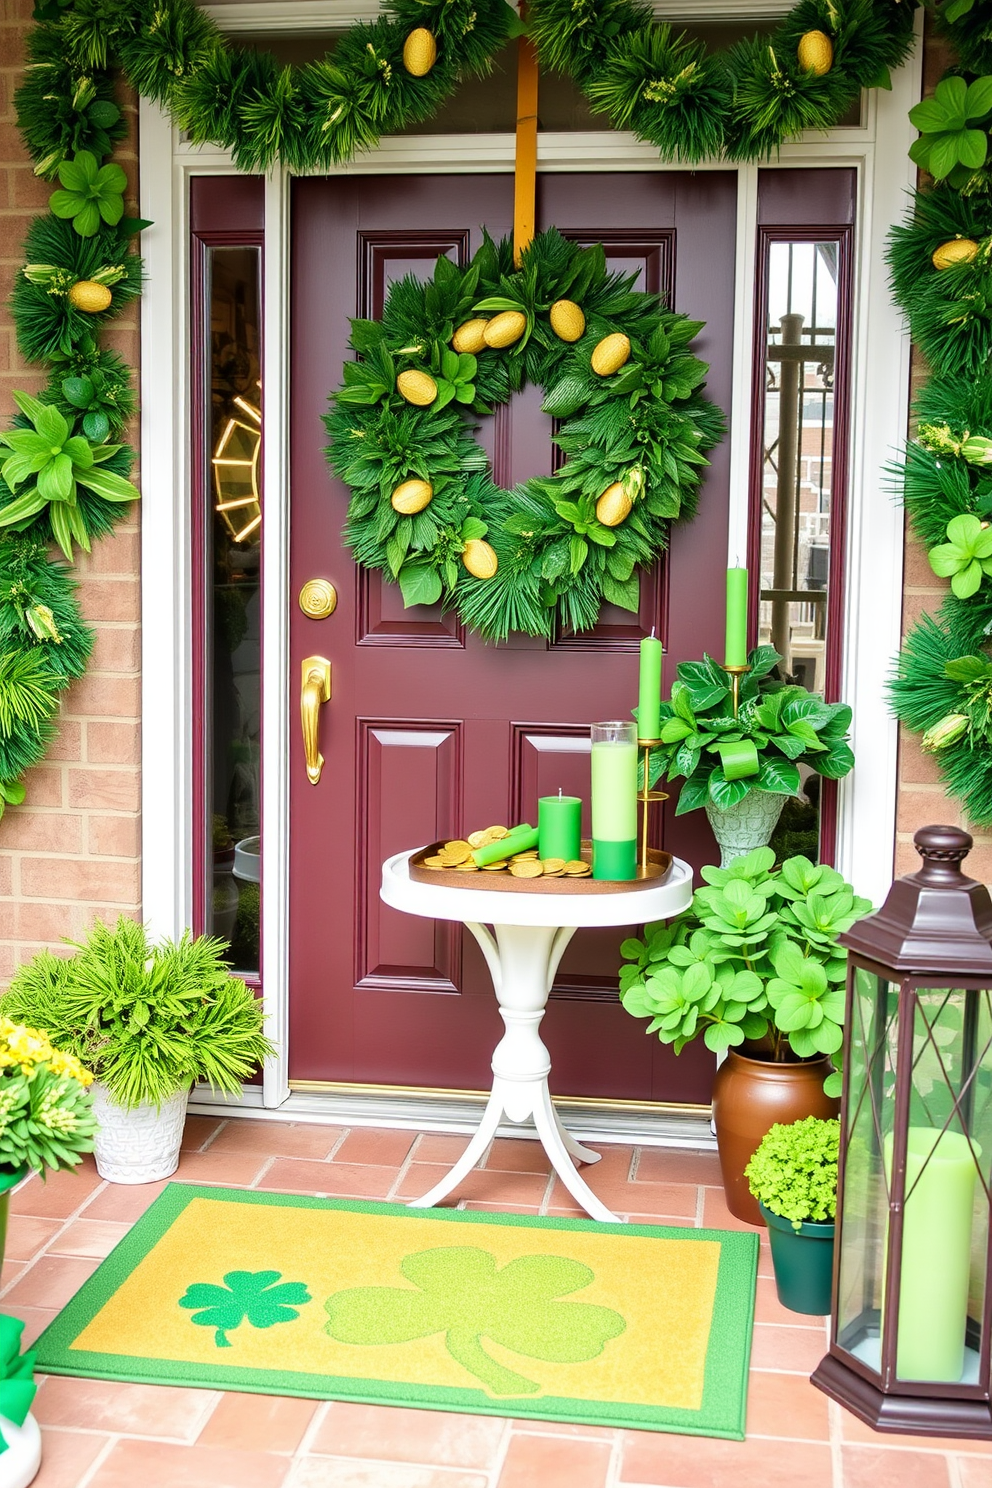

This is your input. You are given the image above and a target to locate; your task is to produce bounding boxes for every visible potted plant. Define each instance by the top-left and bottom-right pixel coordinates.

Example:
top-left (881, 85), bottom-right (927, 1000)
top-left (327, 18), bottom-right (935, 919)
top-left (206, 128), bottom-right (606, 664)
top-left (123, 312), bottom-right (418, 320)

top-left (0, 1016), bottom-right (96, 1486)
top-left (619, 847), bottom-right (870, 1223)
top-left (745, 1116), bottom-right (838, 1315)
top-left (645, 646), bottom-right (855, 865)
top-left (2, 917), bottom-right (274, 1184)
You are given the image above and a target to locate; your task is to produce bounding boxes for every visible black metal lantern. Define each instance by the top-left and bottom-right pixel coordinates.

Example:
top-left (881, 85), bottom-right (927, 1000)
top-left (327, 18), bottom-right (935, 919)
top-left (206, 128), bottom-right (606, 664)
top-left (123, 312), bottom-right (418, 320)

top-left (812, 825), bottom-right (992, 1436)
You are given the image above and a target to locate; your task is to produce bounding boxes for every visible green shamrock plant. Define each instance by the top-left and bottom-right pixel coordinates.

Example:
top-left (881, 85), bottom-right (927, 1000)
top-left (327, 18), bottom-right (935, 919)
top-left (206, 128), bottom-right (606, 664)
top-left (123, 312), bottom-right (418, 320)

top-left (324, 1246), bottom-right (626, 1397)
top-left (928, 512), bottom-right (992, 597)
top-left (909, 75), bottom-right (992, 185)
top-left (179, 1270), bottom-right (312, 1348)
top-left (49, 150), bottom-right (127, 237)
top-left (0, 391), bottom-right (139, 558)
top-left (764, 941), bottom-right (846, 1059)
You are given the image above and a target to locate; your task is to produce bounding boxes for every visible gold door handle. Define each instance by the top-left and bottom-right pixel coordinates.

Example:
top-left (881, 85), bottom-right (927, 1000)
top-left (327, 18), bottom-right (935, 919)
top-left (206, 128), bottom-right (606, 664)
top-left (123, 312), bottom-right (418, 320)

top-left (301, 656), bottom-right (332, 785)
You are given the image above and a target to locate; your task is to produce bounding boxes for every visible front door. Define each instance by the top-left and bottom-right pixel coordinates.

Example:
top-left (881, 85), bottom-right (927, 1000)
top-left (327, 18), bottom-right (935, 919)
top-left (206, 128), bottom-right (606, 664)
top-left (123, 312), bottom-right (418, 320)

top-left (288, 170), bottom-right (736, 1101)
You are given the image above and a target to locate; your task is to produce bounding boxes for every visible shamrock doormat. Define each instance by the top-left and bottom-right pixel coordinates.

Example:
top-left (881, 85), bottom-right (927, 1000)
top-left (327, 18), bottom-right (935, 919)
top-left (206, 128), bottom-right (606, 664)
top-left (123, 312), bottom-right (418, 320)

top-left (34, 1184), bottom-right (758, 1438)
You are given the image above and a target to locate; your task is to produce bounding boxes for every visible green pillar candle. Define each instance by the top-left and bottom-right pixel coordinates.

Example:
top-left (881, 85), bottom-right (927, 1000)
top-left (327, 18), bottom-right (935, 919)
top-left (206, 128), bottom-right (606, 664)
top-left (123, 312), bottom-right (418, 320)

top-left (637, 633), bottom-right (663, 741)
top-left (538, 793), bottom-right (582, 862)
top-left (591, 721), bottom-right (637, 881)
top-left (471, 823), bottom-right (538, 867)
top-left (885, 1128), bottom-right (979, 1382)
top-left (725, 567), bottom-right (749, 669)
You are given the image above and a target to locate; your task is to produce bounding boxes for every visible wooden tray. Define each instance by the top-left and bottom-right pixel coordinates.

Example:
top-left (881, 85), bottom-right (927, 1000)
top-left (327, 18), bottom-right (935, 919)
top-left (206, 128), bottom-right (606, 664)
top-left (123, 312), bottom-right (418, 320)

top-left (408, 841), bottom-right (673, 894)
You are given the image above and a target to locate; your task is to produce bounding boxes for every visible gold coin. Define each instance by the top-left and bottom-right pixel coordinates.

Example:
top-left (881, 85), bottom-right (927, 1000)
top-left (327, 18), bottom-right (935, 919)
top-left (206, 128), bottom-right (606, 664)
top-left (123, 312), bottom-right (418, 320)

top-left (564, 863), bottom-right (592, 877)
top-left (563, 860), bottom-right (589, 873)
top-left (541, 864), bottom-right (566, 877)
top-left (511, 851), bottom-right (539, 861)
top-left (467, 830), bottom-right (488, 849)
top-left (541, 858), bottom-right (566, 873)
top-left (423, 855), bottom-right (446, 867)
top-left (510, 860), bottom-right (544, 878)
top-left (422, 861), bottom-right (445, 870)
top-left (454, 862), bottom-right (479, 872)
top-left (488, 826), bottom-right (509, 840)
top-left (481, 860), bottom-right (509, 871)
top-left (441, 841), bottom-right (472, 864)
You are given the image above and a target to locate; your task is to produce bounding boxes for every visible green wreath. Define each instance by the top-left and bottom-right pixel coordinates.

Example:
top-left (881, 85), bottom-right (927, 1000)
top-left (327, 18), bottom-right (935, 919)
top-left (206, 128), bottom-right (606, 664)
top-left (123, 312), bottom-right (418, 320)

top-left (323, 229), bottom-right (723, 641)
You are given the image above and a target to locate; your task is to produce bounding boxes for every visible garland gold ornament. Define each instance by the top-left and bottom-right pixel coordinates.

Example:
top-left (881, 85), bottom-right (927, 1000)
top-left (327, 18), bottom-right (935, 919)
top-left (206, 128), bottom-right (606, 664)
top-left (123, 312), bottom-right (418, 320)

top-left (324, 229), bottom-right (723, 641)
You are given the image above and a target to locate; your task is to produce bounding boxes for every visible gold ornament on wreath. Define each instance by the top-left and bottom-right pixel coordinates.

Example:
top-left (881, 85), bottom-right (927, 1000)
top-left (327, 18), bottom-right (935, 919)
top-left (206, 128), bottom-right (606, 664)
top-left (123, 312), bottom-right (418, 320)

top-left (323, 228), bottom-right (725, 642)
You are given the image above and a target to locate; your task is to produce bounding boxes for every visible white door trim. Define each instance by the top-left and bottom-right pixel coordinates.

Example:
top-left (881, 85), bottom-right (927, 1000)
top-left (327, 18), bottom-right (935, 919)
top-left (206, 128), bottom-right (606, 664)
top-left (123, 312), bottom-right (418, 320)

top-left (140, 16), bottom-right (921, 1121)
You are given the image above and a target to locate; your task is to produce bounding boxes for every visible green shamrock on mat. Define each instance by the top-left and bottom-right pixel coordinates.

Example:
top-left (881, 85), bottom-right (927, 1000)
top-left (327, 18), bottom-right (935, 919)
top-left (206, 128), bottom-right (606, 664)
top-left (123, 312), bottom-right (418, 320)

top-left (179, 1270), bottom-right (312, 1348)
top-left (324, 1246), bottom-right (626, 1397)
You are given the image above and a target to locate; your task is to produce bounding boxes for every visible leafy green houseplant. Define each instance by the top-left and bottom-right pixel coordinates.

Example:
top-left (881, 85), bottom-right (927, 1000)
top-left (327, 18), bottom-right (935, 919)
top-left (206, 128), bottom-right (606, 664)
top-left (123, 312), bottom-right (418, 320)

top-left (646, 646), bottom-right (855, 816)
top-left (3, 918), bottom-right (274, 1183)
top-left (619, 848), bottom-right (870, 1079)
top-left (745, 1116), bottom-right (839, 1315)
top-left (0, 1016), bottom-right (95, 1177)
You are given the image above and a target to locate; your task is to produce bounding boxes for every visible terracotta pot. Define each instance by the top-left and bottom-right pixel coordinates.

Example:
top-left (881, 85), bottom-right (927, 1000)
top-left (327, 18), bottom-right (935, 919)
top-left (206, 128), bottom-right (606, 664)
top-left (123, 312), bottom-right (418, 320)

top-left (711, 1049), bottom-right (840, 1225)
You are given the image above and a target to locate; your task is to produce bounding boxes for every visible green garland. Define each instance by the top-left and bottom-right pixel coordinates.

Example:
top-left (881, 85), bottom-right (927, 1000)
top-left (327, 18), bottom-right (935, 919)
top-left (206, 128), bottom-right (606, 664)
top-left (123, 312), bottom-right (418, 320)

top-left (888, 6), bottom-right (992, 826)
top-left (324, 229), bottom-right (723, 641)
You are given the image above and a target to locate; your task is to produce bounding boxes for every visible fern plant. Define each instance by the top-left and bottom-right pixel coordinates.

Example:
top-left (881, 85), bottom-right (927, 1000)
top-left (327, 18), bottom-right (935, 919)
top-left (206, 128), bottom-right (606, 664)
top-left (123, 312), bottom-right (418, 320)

top-left (2, 918), bottom-right (274, 1109)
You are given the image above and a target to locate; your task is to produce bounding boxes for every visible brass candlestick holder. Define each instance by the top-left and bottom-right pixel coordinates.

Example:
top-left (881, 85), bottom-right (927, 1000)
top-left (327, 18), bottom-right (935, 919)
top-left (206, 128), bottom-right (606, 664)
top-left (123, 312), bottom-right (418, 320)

top-left (724, 664), bottom-right (750, 718)
top-left (637, 739), bottom-right (668, 877)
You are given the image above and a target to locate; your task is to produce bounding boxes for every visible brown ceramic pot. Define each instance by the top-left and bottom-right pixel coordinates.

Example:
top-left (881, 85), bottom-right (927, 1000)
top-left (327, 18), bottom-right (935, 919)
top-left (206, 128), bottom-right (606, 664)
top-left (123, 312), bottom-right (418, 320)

top-left (711, 1049), bottom-right (840, 1226)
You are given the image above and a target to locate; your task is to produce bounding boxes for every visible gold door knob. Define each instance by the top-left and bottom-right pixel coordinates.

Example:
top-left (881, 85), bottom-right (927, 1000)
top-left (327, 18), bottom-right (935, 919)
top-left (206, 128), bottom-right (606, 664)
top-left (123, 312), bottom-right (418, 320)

top-left (301, 656), bottom-right (332, 785)
top-left (299, 579), bottom-right (337, 619)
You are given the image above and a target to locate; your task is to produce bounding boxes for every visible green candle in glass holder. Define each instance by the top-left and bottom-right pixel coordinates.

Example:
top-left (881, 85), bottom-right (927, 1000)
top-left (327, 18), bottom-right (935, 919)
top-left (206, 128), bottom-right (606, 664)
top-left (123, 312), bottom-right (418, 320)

top-left (591, 721), bottom-right (637, 881)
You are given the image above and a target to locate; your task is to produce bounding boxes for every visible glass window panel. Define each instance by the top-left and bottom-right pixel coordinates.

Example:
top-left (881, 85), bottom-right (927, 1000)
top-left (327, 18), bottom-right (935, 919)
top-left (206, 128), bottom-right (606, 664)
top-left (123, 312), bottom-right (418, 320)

top-left (759, 239), bottom-right (841, 862)
top-left (204, 246), bottom-right (262, 975)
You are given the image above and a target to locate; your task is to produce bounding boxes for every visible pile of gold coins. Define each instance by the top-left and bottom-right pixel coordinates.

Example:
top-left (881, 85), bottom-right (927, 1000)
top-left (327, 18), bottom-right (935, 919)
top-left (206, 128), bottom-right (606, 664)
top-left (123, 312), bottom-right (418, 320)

top-left (422, 827), bottom-right (592, 879)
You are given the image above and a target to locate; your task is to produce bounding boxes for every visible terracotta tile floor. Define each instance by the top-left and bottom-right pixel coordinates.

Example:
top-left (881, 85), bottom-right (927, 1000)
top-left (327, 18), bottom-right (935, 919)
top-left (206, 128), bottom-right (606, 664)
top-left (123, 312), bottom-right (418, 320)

top-left (3, 1116), bottom-right (989, 1487)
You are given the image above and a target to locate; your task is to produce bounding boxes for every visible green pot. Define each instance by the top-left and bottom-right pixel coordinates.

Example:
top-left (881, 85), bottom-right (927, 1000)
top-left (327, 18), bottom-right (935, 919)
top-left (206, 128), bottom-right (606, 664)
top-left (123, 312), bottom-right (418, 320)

top-left (759, 1200), bottom-right (835, 1316)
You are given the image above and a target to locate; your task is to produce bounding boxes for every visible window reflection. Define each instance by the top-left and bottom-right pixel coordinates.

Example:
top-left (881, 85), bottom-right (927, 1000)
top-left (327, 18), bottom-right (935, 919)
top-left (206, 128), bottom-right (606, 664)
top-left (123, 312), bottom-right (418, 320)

top-left (758, 239), bottom-right (841, 862)
top-left (206, 247), bottom-right (261, 975)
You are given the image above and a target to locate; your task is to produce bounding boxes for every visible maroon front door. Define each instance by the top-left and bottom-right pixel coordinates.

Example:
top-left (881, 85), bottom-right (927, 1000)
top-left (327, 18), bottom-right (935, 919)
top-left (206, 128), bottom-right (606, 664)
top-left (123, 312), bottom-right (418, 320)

top-left (288, 171), bottom-right (736, 1101)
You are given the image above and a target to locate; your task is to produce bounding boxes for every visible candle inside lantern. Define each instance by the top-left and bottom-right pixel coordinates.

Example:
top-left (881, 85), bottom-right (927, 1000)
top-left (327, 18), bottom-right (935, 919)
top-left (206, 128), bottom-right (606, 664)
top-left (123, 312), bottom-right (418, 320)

top-left (590, 721), bottom-right (637, 880)
top-left (637, 632), bottom-right (663, 741)
top-left (725, 567), bottom-right (749, 669)
top-left (538, 791), bottom-right (582, 863)
top-left (885, 1127), bottom-right (979, 1382)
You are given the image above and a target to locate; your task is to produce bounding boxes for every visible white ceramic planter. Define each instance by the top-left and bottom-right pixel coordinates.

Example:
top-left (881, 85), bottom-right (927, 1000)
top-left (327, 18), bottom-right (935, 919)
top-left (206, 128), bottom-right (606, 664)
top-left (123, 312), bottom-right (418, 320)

top-left (0, 1411), bottom-right (41, 1488)
top-left (705, 791), bottom-right (788, 868)
top-left (91, 1083), bottom-right (189, 1184)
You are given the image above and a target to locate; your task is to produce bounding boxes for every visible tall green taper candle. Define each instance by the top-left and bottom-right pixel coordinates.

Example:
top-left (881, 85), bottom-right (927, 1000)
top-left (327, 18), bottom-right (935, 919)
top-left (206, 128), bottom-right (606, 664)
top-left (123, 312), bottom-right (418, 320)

top-left (591, 721), bottom-right (638, 880)
top-left (538, 792), bottom-right (582, 862)
top-left (885, 1128), bottom-right (979, 1381)
top-left (725, 567), bottom-right (749, 669)
top-left (637, 632), bottom-right (663, 741)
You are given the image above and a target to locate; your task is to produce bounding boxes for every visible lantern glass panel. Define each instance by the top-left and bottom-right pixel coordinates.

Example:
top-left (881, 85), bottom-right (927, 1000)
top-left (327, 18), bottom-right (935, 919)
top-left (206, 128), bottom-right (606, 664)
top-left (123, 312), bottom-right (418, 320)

top-left (835, 967), bottom-right (897, 1371)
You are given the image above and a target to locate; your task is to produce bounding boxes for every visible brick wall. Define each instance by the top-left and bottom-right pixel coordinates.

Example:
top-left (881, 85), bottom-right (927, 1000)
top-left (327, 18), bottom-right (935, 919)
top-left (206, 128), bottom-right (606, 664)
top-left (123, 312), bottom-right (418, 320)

top-left (892, 21), bottom-right (992, 881)
top-left (0, 0), bottom-right (141, 976)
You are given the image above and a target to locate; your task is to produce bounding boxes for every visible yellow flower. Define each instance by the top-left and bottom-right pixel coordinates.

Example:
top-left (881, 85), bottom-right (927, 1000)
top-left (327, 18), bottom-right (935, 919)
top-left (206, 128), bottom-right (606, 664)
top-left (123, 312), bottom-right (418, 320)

top-left (48, 1050), bottom-right (93, 1087)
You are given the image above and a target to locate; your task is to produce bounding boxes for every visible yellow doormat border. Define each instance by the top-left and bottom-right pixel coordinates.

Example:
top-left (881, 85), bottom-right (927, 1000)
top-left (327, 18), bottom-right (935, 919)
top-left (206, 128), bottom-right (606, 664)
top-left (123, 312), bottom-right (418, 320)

top-left (33, 1184), bottom-right (758, 1438)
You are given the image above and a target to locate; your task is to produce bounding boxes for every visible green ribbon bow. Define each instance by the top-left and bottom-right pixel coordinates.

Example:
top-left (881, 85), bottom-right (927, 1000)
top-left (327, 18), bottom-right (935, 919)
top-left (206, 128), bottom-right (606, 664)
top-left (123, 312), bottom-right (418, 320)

top-left (716, 739), bottom-right (760, 781)
top-left (0, 1315), bottom-right (37, 1450)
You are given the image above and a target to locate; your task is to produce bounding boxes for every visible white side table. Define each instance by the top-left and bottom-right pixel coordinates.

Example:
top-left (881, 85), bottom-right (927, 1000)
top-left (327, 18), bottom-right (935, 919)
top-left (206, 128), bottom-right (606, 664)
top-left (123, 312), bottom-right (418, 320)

top-left (380, 850), bottom-right (693, 1223)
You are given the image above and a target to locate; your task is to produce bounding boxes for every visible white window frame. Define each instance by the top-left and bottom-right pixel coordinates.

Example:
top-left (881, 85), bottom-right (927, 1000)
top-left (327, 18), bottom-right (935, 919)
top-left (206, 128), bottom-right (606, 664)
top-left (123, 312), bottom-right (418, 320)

top-left (140, 5), bottom-right (922, 1129)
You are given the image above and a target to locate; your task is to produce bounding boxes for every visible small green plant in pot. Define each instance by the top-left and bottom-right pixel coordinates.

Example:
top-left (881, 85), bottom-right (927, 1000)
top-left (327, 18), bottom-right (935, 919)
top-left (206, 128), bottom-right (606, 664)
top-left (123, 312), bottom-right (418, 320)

top-left (619, 847), bottom-right (869, 1222)
top-left (2, 916), bottom-right (274, 1184)
top-left (745, 1116), bottom-right (839, 1315)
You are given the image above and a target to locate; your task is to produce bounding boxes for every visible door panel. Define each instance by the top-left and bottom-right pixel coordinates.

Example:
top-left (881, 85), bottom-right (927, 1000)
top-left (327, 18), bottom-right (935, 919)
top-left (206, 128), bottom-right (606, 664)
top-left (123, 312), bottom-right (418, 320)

top-left (288, 171), bottom-right (736, 1102)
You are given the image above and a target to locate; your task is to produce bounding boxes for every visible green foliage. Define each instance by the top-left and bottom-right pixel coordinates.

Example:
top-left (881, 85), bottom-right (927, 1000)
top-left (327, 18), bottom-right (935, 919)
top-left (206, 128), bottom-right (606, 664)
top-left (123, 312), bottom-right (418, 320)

top-left (527, 0), bottom-right (914, 163)
top-left (0, 1061), bottom-right (97, 1175)
top-left (0, 391), bottom-right (139, 559)
top-left (180, 1271), bottom-right (312, 1348)
top-left (2, 917), bottom-right (276, 1109)
top-left (11, 216), bottom-right (142, 364)
top-left (618, 848), bottom-right (869, 1064)
top-left (932, 0), bottom-right (992, 77)
top-left (645, 646), bottom-right (854, 815)
top-left (887, 186), bottom-right (992, 381)
top-left (909, 74), bottom-right (992, 186)
top-left (49, 150), bottom-right (127, 237)
top-left (928, 511), bottom-right (992, 596)
top-left (325, 1246), bottom-right (626, 1397)
top-left (15, 27), bottom-right (126, 176)
top-left (745, 1116), bottom-right (839, 1229)
top-left (325, 229), bottom-right (723, 642)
